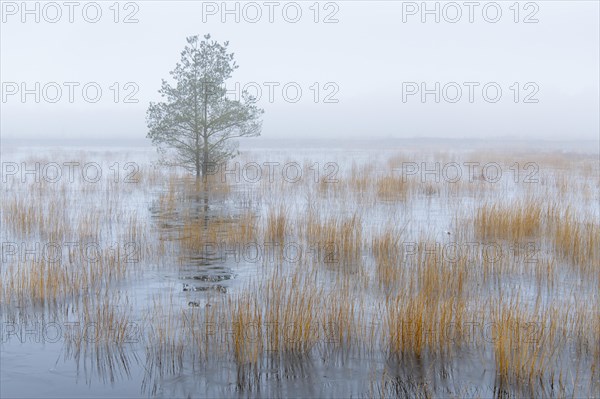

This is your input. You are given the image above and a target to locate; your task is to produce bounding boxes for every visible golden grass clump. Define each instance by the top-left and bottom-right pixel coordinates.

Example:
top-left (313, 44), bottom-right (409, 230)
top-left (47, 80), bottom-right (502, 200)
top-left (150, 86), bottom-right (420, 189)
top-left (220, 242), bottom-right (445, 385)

top-left (474, 200), bottom-right (543, 240)
top-left (264, 272), bottom-right (323, 354)
top-left (1, 194), bottom-right (68, 239)
top-left (321, 289), bottom-right (361, 348)
top-left (266, 205), bottom-right (287, 243)
top-left (551, 208), bottom-right (600, 269)
top-left (0, 260), bottom-right (79, 306)
top-left (491, 302), bottom-right (561, 388)
top-left (231, 293), bottom-right (263, 365)
top-left (371, 225), bottom-right (406, 292)
top-left (347, 162), bottom-right (375, 194)
top-left (385, 293), bottom-right (467, 358)
top-left (225, 271), bottom-right (325, 366)
top-left (414, 242), bottom-right (466, 300)
top-left (0, 245), bottom-right (134, 308)
top-left (76, 294), bottom-right (135, 345)
top-left (305, 213), bottom-right (363, 264)
top-left (376, 175), bottom-right (409, 201)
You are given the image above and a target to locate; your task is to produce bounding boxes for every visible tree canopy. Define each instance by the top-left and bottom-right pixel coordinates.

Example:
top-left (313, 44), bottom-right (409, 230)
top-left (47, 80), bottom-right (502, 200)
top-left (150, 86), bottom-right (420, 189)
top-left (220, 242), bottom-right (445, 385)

top-left (147, 34), bottom-right (263, 180)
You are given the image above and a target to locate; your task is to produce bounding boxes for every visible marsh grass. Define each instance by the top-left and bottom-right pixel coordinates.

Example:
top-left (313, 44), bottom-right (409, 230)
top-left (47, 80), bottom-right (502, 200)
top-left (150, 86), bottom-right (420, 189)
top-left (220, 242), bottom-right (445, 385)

top-left (266, 204), bottom-right (287, 243)
top-left (2, 147), bottom-right (599, 397)
top-left (490, 300), bottom-right (563, 389)
top-left (371, 224), bottom-right (407, 292)
top-left (551, 208), bottom-right (600, 271)
top-left (385, 293), bottom-right (467, 359)
top-left (303, 212), bottom-right (363, 265)
top-left (474, 200), bottom-right (543, 240)
top-left (376, 175), bottom-right (410, 201)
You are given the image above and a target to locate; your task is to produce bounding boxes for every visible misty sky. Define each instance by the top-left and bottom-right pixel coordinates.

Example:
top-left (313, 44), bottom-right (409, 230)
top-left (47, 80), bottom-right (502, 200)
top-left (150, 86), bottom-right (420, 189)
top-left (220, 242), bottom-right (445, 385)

top-left (1, 1), bottom-right (598, 143)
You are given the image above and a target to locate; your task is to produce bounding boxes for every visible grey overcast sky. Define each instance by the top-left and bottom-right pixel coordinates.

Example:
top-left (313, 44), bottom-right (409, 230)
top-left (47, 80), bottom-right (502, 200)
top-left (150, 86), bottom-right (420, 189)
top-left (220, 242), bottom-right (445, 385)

top-left (1, 1), bottom-right (598, 143)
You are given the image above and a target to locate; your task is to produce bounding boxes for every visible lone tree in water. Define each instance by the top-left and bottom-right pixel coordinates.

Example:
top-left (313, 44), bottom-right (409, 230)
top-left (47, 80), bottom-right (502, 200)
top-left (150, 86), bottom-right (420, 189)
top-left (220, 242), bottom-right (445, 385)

top-left (146, 34), bottom-right (263, 181)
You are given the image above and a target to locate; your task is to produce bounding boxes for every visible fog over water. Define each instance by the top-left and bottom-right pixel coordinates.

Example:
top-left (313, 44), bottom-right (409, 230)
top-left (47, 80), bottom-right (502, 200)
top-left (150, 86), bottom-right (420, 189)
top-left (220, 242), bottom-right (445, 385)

top-left (1, 1), bottom-right (599, 145)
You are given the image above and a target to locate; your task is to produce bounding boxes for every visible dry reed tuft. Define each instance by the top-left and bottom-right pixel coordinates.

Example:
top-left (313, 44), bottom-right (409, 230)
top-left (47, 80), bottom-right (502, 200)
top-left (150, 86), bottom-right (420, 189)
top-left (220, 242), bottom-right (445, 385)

top-left (376, 175), bottom-right (409, 201)
top-left (491, 300), bottom-right (561, 388)
top-left (551, 208), bottom-right (600, 270)
top-left (266, 205), bottom-right (287, 243)
top-left (474, 200), bottom-right (543, 240)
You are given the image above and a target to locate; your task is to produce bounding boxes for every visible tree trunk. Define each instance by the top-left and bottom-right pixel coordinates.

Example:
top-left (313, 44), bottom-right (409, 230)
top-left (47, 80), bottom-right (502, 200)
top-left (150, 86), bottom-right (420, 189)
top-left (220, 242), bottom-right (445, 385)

top-left (202, 88), bottom-right (209, 184)
top-left (194, 75), bottom-right (200, 181)
top-left (195, 149), bottom-right (201, 181)
top-left (202, 138), bottom-right (209, 183)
